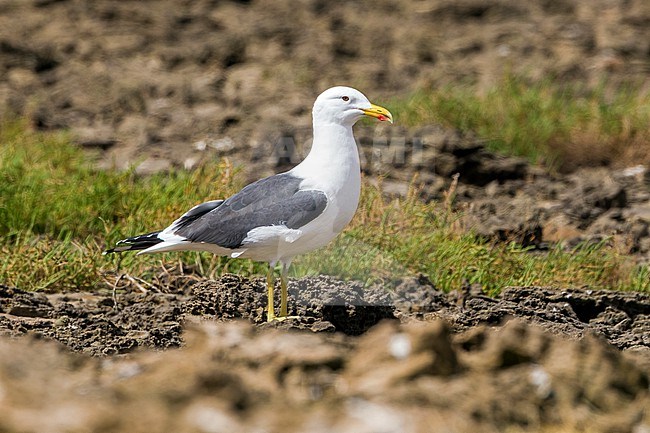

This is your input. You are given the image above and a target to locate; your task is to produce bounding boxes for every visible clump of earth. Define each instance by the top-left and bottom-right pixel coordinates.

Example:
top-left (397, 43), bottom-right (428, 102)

top-left (1, 276), bottom-right (649, 432)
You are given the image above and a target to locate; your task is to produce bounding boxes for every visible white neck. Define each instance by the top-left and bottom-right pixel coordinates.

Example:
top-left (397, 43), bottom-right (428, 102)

top-left (291, 120), bottom-right (361, 190)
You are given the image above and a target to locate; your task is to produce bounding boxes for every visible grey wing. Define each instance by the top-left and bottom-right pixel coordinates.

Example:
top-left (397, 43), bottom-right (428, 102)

top-left (174, 173), bottom-right (328, 249)
top-left (169, 200), bottom-right (225, 231)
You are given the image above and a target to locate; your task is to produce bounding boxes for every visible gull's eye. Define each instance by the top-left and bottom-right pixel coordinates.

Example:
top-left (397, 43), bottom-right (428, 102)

top-left (341, 96), bottom-right (349, 102)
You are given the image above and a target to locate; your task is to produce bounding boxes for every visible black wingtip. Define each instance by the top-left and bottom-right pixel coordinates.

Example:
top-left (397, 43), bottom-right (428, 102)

top-left (103, 231), bottom-right (162, 255)
top-left (102, 245), bottom-right (132, 255)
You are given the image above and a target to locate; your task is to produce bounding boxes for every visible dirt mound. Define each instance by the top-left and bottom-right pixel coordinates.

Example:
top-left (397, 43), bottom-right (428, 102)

top-left (187, 275), bottom-right (396, 335)
top-left (0, 318), bottom-right (648, 432)
top-left (0, 285), bottom-right (184, 356)
top-left (2, 275), bottom-right (648, 355)
top-left (1, 276), bottom-right (649, 431)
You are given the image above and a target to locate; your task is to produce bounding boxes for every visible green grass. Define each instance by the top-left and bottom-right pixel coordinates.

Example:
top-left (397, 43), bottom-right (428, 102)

top-left (299, 182), bottom-right (649, 293)
top-left (0, 119), bottom-right (267, 291)
top-left (1, 118), bottom-right (648, 293)
top-left (391, 76), bottom-right (650, 171)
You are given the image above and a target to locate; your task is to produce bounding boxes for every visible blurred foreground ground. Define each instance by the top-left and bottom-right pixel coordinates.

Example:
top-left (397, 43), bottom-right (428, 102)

top-left (1, 275), bottom-right (649, 433)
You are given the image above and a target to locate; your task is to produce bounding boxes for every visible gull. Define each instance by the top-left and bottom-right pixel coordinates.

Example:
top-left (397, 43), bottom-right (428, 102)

top-left (104, 86), bottom-right (393, 321)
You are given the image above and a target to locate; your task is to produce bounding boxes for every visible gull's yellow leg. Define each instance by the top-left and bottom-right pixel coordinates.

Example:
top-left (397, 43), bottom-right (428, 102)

top-left (267, 262), bottom-right (298, 321)
top-left (280, 264), bottom-right (288, 317)
top-left (278, 262), bottom-right (302, 320)
top-left (266, 265), bottom-right (276, 322)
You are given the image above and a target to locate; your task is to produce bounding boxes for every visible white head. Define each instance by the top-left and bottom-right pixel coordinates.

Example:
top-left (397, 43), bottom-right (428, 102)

top-left (312, 86), bottom-right (393, 127)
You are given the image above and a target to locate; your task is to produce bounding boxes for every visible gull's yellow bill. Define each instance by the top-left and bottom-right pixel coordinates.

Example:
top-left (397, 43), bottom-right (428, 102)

top-left (363, 103), bottom-right (393, 123)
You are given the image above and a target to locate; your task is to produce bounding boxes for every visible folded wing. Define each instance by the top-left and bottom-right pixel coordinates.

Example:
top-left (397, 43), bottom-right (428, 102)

top-left (174, 173), bottom-right (328, 249)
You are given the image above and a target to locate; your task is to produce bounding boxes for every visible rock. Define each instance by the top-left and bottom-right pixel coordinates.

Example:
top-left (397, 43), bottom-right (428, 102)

top-left (462, 196), bottom-right (544, 246)
top-left (7, 305), bottom-right (52, 318)
top-left (430, 136), bottom-right (529, 186)
top-left (561, 169), bottom-right (628, 227)
top-left (0, 285), bottom-right (54, 319)
top-left (586, 208), bottom-right (650, 253)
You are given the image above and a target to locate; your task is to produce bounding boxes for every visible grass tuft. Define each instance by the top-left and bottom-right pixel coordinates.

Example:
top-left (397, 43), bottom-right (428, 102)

top-left (391, 75), bottom-right (650, 171)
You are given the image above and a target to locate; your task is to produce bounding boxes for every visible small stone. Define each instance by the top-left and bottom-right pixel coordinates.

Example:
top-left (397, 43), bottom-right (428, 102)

top-left (8, 305), bottom-right (50, 318)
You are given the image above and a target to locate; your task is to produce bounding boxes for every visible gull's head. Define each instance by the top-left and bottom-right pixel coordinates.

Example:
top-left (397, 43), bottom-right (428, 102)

top-left (313, 86), bottom-right (393, 127)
